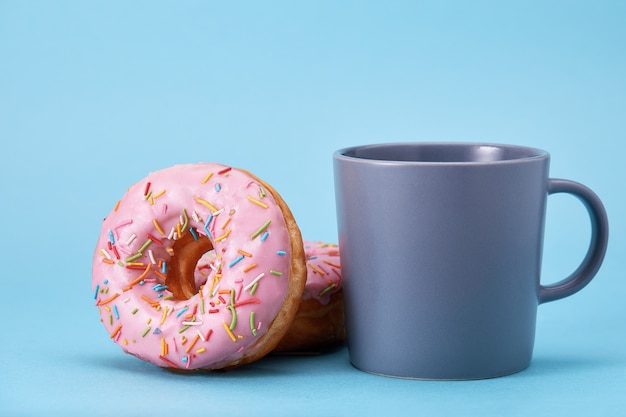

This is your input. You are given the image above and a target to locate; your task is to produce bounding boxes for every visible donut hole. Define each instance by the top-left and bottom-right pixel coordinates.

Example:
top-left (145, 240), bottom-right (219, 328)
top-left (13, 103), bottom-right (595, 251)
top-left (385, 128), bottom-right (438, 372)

top-left (194, 249), bottom-right (216, 290)
top-left (167, 233), bottom-right (215, 300)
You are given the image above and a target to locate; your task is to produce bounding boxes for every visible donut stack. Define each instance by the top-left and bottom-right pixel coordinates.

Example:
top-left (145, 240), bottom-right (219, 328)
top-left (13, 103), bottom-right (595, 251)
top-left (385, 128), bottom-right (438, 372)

top-left (92, 163), bottom-right (343, 371)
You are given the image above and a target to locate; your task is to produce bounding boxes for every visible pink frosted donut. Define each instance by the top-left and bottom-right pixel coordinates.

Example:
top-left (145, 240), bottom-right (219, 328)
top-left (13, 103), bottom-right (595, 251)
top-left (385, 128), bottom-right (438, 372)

top-left (92, 163), bottom-right (306, 370)
top-left (273, 240), bottom-right (344, 353)
top-left (302, 240), bottom-right (342, 304)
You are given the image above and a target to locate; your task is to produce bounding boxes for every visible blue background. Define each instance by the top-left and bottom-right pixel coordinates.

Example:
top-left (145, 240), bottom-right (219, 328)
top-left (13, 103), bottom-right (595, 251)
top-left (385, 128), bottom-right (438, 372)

top-left (1, 1), bottom-right (624, 416)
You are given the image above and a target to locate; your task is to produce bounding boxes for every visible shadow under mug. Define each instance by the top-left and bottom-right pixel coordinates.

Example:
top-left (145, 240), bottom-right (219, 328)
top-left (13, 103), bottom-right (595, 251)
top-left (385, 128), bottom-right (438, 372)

top-left (333, 142), bottom-right (609, 380)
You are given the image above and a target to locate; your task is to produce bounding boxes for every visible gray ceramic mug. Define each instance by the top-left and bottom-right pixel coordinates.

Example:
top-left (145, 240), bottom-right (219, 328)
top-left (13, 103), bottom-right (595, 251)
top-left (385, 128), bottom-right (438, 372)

top-left (333, 142), bottom-right (609, 380)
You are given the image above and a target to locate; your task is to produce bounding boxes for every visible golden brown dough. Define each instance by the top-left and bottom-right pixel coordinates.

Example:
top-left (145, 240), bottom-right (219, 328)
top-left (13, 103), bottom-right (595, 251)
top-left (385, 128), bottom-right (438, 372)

top-left (273, 240), bottom-right (345, 354)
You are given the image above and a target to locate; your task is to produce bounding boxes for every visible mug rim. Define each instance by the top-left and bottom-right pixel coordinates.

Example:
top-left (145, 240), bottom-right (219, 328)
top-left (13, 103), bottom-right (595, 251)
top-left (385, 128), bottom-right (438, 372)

top-left (334, 142), bottom-right (549, 166)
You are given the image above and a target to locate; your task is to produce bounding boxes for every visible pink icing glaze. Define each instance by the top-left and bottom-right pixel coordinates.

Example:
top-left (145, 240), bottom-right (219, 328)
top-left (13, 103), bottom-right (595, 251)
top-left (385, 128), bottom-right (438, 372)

top-left (92, 163), bottom-right (293, 370)
top-left (302, 240), bottom-right (341, 304)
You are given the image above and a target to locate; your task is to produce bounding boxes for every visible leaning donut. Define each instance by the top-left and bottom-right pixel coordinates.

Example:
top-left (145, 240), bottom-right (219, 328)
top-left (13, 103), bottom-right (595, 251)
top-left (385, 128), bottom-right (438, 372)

top-left (273, 240), bottom-right (344, 353)
top-left (92, 163), bottom-right (306, 370)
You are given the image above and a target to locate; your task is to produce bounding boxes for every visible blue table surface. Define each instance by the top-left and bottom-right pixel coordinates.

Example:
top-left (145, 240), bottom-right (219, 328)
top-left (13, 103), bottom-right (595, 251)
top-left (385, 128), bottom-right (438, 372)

top-left (1, 1), bottom-right (625, 416)
top-left (2, 287), bottom-right (626, 417)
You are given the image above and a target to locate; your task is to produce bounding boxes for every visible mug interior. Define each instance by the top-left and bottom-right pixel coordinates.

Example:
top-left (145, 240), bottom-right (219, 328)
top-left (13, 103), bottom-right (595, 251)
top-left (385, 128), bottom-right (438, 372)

top-left (340, 143), bottom-right (547, 164)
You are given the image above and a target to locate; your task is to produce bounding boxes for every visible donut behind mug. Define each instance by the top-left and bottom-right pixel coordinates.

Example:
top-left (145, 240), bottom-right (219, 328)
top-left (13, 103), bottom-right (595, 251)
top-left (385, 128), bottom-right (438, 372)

top-left (273, 241), bottom-right (345, 353)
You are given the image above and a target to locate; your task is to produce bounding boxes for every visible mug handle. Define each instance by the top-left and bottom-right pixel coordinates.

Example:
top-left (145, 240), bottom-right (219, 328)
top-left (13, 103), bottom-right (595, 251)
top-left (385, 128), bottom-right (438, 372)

top-left (539, 179), bottom-right (609, 304)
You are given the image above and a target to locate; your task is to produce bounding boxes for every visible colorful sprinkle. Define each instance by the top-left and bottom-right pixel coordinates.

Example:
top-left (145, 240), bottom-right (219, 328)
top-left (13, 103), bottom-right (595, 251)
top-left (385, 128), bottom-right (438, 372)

top-left (222, 322), bottom-right (237, 342)
top-left (319, 283), bottom-right (337, 297)
top-left (247, 196), bottom-right (268, 209)
top-left (153, 219), bottom-right (165, 236)
top-left (137, 238), bottom-right (153, 254)
top-left (228, 305), bottom-right (237, 330)
top-left (185, 334), bottom-right (201, 354)
top-left (228, 255), bottom-right (245, 268)
top-left (109, 324), bottom-right (122, 339)
top-left (161, 337), bottom-right (168, 355)
top-left (140, 295), bottom-right (160, 308)
top-left (237, 249), bottom-right (253, 257)
top-left (181, 209), bottom-right (189, 231)
top-left (214, 230), bottom-right (231, 242)
top-left (250, 220), bottom-right (271, 240)
top-left (97, 292), bottom-right (120, 306)
top-left (194, 196), bottom-right (218, 212)
top-left (204, 214), bottom-right (213, 238)
top-left (249, 282), bottom-right (259, 296)
top-left (149, 251), bottom-right (158, 267)
top-left (221, 216), bottom-right (232, 230)
top-left (308, 262), bottom-right (326, 275)
top-left (323, 260), bottom-right (341, 269)
top-left (146, 233), bottom-right (163, 246)
top-left (234, 298), bottom-right (260, 308)
top-left (125, 253), bottom-right (142, 263)
top-left (201, 172), bottom-right (214, 184)
top-left (244, 273), bottom-right (265, 291)
top-left (113, 219), bottom-right (133, 234)
top-left (182, 321), bottom-right (202, 326)
top-left (125, 264), bottom-right (152, 290)
top-left (159, 355), bottom-right (178, 368)
top-left (151, 189), bottom-right (166, 202)
top-left (250, 312), bottom-right (258, 336)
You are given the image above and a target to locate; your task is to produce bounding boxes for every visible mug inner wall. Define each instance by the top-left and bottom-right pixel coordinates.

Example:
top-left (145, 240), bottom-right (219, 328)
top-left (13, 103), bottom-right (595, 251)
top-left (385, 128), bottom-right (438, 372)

top-left (344, 143), bottom-right (546, 164)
